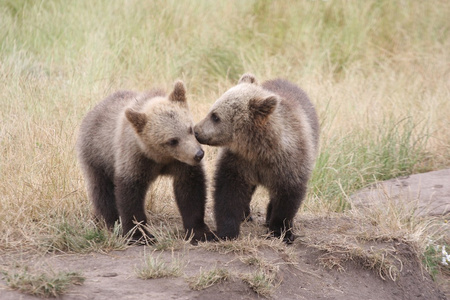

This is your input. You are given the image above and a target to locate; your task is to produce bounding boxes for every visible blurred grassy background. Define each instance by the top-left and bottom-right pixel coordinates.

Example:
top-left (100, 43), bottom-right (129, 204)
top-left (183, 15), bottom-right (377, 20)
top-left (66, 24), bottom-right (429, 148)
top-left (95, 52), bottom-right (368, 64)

top-left (0, 0), bottom-right (449, 251)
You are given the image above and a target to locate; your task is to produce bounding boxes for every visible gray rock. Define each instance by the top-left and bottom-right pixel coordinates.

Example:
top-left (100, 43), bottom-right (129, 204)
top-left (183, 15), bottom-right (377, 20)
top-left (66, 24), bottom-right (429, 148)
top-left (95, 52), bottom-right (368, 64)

top-left (351, 169), bottom-right (450, 216)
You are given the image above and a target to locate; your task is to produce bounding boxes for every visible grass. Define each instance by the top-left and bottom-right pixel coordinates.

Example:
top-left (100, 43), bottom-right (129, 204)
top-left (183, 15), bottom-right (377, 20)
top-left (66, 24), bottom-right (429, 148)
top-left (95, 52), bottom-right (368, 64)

top-left (144, 222), bottom-right (192, 251)
top-left (241, 269), bottom-right (278, 298)
top-left (135, 253), bottom-right (185, 279)
top-left (0, 0), bottom-right (449, 293)
top-left (241, 255), bottom-right (277, 272)
top-left (423, 242), bottom-right (450, 280)
top-left (40, 219), bottom-right (128, 253)
top-left (2, 267), bottom-right (84, 298)
top-left (316, 240), bottom-right (401, 281)
top-left (309, 116), bottom-right (431, 211)
top-left (187, 266), bottom-right (230, 291)
top-left (201, 235), bottom-right (267, 255)
top-left (240, 254), bottom-right (281, 297)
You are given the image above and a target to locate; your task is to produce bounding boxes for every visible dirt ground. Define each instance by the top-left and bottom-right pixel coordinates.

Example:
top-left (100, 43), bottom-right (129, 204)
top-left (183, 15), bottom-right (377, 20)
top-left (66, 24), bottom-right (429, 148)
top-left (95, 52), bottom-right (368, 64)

top-left (0, 241), bottom-right (445, 300)
top-left (1, 169), bottom-right (449, 300)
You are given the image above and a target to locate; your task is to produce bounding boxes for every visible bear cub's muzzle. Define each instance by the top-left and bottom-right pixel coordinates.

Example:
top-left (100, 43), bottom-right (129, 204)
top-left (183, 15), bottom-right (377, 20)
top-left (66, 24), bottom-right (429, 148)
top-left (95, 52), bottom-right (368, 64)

top-left (194, 149), bottom-right (204, 162)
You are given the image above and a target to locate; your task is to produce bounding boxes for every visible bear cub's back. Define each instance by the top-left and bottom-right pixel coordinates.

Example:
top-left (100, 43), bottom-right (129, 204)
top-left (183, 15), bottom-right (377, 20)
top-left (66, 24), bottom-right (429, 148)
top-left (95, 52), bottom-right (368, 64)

top-left (263, 79), bottom-right (320, 147)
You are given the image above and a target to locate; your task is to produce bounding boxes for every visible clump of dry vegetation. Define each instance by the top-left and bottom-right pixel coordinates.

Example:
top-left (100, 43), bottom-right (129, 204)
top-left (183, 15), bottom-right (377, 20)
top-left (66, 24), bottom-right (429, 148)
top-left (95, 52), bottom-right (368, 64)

top-left (2, 267), bottom-right (84, 298)
top-left (241, 269), bottom-right (279, 298)
top-left (135, 252), bottom-right (185, 279)
top-left (187, 266), bottom-right (231, 291)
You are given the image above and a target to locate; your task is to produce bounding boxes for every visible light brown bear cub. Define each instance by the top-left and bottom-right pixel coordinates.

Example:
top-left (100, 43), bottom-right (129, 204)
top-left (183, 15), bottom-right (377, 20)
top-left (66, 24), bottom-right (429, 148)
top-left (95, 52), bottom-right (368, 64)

top-left (194, 74), bottom-right (319, 243)
top-left (77, 81), bottom-right (214, 243)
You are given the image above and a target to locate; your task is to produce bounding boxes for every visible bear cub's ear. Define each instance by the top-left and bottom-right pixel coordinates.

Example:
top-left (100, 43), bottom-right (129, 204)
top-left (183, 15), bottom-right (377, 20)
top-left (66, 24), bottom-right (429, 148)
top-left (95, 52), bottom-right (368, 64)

top-left (238, 73), bottom-right (258, 85)
top-left (169, 80), bottom-right (187, 103)
top-left (125, 109), bottom-right (147, 133)
top-left (249, 95), bottom-right (278, 122)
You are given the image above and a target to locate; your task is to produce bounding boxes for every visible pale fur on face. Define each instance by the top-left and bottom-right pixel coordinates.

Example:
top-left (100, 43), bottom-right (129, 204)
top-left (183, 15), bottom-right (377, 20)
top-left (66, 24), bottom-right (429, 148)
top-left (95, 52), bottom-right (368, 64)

top-left (194, 80), bottom-right (279, 148)
top-left (125, 83), bottom-right (203, 166)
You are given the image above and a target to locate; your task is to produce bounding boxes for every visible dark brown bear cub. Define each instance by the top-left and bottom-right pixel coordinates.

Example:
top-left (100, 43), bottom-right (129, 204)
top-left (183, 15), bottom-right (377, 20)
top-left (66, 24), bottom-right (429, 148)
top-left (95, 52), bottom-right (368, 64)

top-left (194, 74), bottom-right (319, 243)
top-left (77, 81), bottom-right (214, 243)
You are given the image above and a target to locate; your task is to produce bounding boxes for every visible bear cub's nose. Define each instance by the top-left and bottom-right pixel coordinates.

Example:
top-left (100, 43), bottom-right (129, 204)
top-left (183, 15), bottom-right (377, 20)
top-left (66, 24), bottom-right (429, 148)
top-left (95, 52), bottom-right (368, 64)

top-left (194, 149), bottom-right (204, 162)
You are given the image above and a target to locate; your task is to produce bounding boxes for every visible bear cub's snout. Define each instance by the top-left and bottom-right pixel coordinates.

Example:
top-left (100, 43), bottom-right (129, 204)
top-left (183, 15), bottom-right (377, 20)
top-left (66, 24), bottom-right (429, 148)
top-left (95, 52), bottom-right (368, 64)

top-left (194, 149), bottom-right (204, 162)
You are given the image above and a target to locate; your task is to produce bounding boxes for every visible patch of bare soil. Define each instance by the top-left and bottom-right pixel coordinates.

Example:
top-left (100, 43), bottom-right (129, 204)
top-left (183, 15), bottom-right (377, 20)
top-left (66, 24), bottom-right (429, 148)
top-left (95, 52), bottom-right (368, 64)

top-left (0, 215), bottom-right (447, 300)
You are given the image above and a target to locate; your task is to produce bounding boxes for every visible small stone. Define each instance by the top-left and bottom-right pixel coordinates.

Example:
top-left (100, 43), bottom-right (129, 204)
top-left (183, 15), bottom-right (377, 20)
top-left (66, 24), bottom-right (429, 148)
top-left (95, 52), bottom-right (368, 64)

top-left (100, 272), bottom-right (118, 277)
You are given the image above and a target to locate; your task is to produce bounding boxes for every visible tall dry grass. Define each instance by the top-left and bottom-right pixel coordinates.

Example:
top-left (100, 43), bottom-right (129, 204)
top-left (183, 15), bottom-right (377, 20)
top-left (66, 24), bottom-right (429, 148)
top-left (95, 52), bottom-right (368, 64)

top-left (0, 0), bottom-right (449, 252)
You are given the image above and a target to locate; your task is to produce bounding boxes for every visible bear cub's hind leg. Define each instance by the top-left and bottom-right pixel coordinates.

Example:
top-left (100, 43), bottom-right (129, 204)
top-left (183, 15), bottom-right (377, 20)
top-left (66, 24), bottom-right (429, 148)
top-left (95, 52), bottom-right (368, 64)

top-left (114, 176), bottom-right (155, 243)
top-left (266, 185), bottom-right (305, 244)
top-left (84, 165), bottom-right (119, 229)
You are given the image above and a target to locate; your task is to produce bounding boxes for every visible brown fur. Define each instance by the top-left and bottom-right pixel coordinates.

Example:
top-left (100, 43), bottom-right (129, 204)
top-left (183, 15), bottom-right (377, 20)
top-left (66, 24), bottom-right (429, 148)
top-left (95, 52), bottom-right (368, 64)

top-left (77, 81), bottom-right (214, 243)
top-left (194, 74), bottom-right (319, 243)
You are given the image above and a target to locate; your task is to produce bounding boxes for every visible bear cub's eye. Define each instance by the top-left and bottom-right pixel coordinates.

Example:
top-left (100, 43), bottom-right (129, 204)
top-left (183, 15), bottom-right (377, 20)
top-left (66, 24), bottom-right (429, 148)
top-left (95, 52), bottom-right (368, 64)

top-left (167, 138), bottom-right (179, 146)
top-left (211, 113), bottom-right (220, 123)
